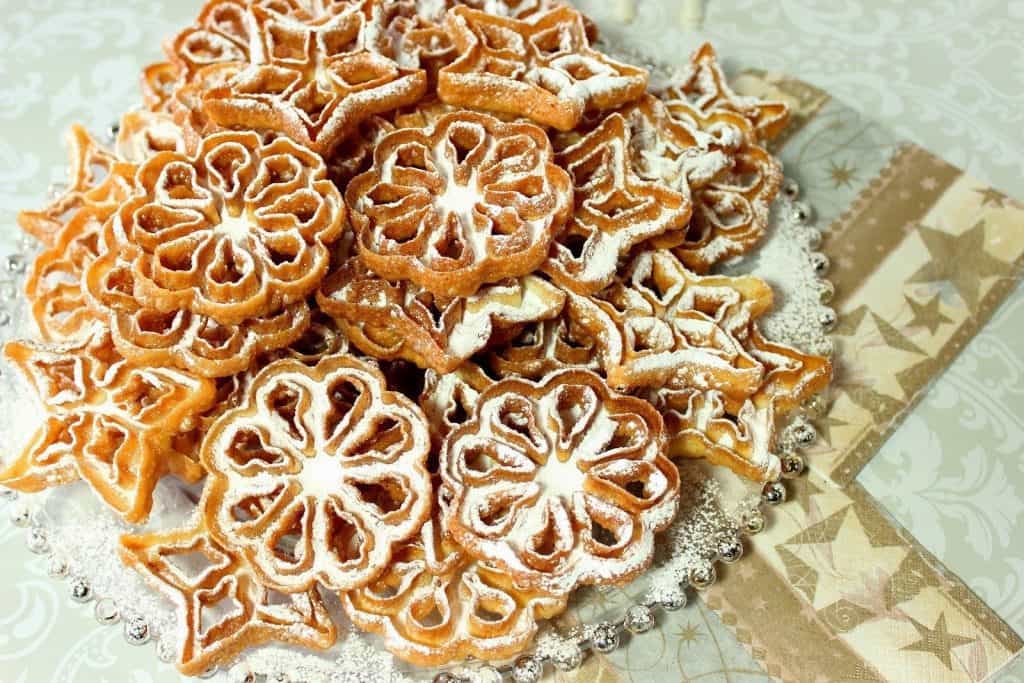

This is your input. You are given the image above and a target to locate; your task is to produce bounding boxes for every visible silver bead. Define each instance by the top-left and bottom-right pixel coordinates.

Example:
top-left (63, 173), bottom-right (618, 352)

top-left (69, 577), bottom-right (93, 603)
top-left (0, 311), bottom-right (10, 327)
top-left (124, 616), bottom-right (150, 645)
top-left (0, 486), bottom-right (16, 501)
top-left (512, 655), bottom-right (542, 683)
top-left (689, 563), bottom-right (716, 590)
top-left (762, 481), bottom-right (787, 505)
top-left (624, 604), bottom-right (655, 634)
top-left (780, 453), bottom-right (806, 478)
top-left (5, 254), bottom-right (25, 274)
top-left (658, 588), bottom-right (687, 611)
top-left (791, 421), bottom-right (818, 448)
top-left (591, 622), bottom-right (620, 653)
top-left (782, 179), bottom-right (800, 200)
top-left (107, 121), bottom-right (121, 141)
top-left (806, 227), bottom-right (823, 250)
top-left (26, 527), bottom-right (49, 554)
top-left (551, 643), bottom-right (584, 672)
top-left (818, 307), bottom-right (837, 332)
top-left (816, 279), bottom-right (835, 304)
top-left (809, 252), bottom-right (830, 276)
top-left (743, 511), bottom-right (765, 534)
top-left (47, 555), bottom-right (69, 579)
top-left (718, 537), bottom-right (744, 563)
top-left (433, 673), bottom-right (460, 683)
top-left (94, 598), bottom-right (120, 625)
top-left (9, 502), bottom-right (31, 527)
top-left (791, 201), bottom-right (813, 223)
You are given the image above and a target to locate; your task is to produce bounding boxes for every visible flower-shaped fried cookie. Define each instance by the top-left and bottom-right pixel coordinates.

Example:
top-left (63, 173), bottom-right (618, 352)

top-left (89, 130), bottom-right (343, 326)
top-left (486, 306), bottom-right (603, 380)
top-left (325, 115), bottom-right (395, 187)
top-left (349, 111), bottom-right (572, 297)
top-left (385, 1), bottom-right (594, 81)
top-left (622, 94), bottom-right (782, 272)
top-left (121, 519), bottom-right (337, 675)
top-left (342, 508), bottom-right (566, 665)
top-left (201, 3), bottom-right (427, 155)
top-left (141, 61), bottom-right (180, 113)
top-left (87, 251), bottom-right (313, 378)
top-left (420, 362), bottom-right (494, 446)
top-left (114, 110), bottom-right (187, 163)
top-left (201, 355), bottom-right (432, 592)
top-left (439, 7), bottom-right (645, 131)
top-left (18, 125), bottom-right (134, 247)
top-left (651, 387), bottom-right (778, 481)
top-left (25, 206), bottom-right (110, 342)
top-left (544, 111), bottom-right (691, 294)
top-left (649, 326), bottom-right (831, 481)
top-left (441, 369), bottom-right (677, 594)
top-left (317, 256), bottom-right (565, 372)
top-left (0, 330), bottom-right (215, 523)
top-left (657, 100), bottom-right (782, 270)
top-left (570, 249), bottom-right (772, 396)
top-left (662, 43), bottom-right (789, 143)
top-left (166, 0), bottom-right (258, 85)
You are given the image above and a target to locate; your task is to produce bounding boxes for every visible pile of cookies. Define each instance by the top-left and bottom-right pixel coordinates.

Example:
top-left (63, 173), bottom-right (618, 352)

top-left (2, 0), bottom-right (831, 675)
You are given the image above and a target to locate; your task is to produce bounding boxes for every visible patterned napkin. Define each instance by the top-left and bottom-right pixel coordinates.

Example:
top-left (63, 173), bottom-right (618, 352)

top-left (548, 72), bottom-right (1024, 683)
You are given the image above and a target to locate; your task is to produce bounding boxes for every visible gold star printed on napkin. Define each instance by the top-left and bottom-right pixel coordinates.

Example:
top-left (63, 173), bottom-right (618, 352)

top-left (904, 294), bottom-right (953, 335)
top-left (974, 187), bottom-right (1008, 208)
top-left (900, 612), bottom-right (974, 670)
top-left (782, 506), bottom-right (907, 612)
top-left (827, 160), bottom-right (856, 188)
top-left (908, 222), bottom-right (1013, 310)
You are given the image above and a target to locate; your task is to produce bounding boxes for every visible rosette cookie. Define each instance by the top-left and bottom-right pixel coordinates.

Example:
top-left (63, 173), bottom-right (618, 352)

top-left (647, 326), bottom-right (830, 481)
top-left (85, 131), bottom-right (341, 374)
top-left (622, 94), bottom-right (783, 272)
top-left (348, 111), bottom-right (572, 297)
top-left (441, 369), bottom-right (677, 594)
top-left (18, 125), bottom-right (134, 247)
top-left (25, 205), bottom-right (113, 342)
top-left (486, 307), bottom-right (604, 380)
top-left (439, 6), bottom-right (645, 131)
top-left (342, 505), bottom-right (566, 666)
top-left (0, 330), bottom-right (216, 523)
top-left (121, 518), bottom-right (337, 675)
top-left (662, 43), bottom-right (789, 143)
top-left (200, 355), bottom-right (432, 592)
top-left (114, 110), bottom-right (187, 163)
top-left (317, 256), bottom-right (565, 373)
top-left (198, 2), bottom-right (427, 155)
top-left (568, 249), bottom-right (773, 396)
top-left (543, 111), bottom-right (692, 295)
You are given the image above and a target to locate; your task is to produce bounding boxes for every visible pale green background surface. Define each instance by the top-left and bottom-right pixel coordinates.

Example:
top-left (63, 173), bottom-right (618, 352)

top-left (0, 1), bottom-right (1021, 681)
